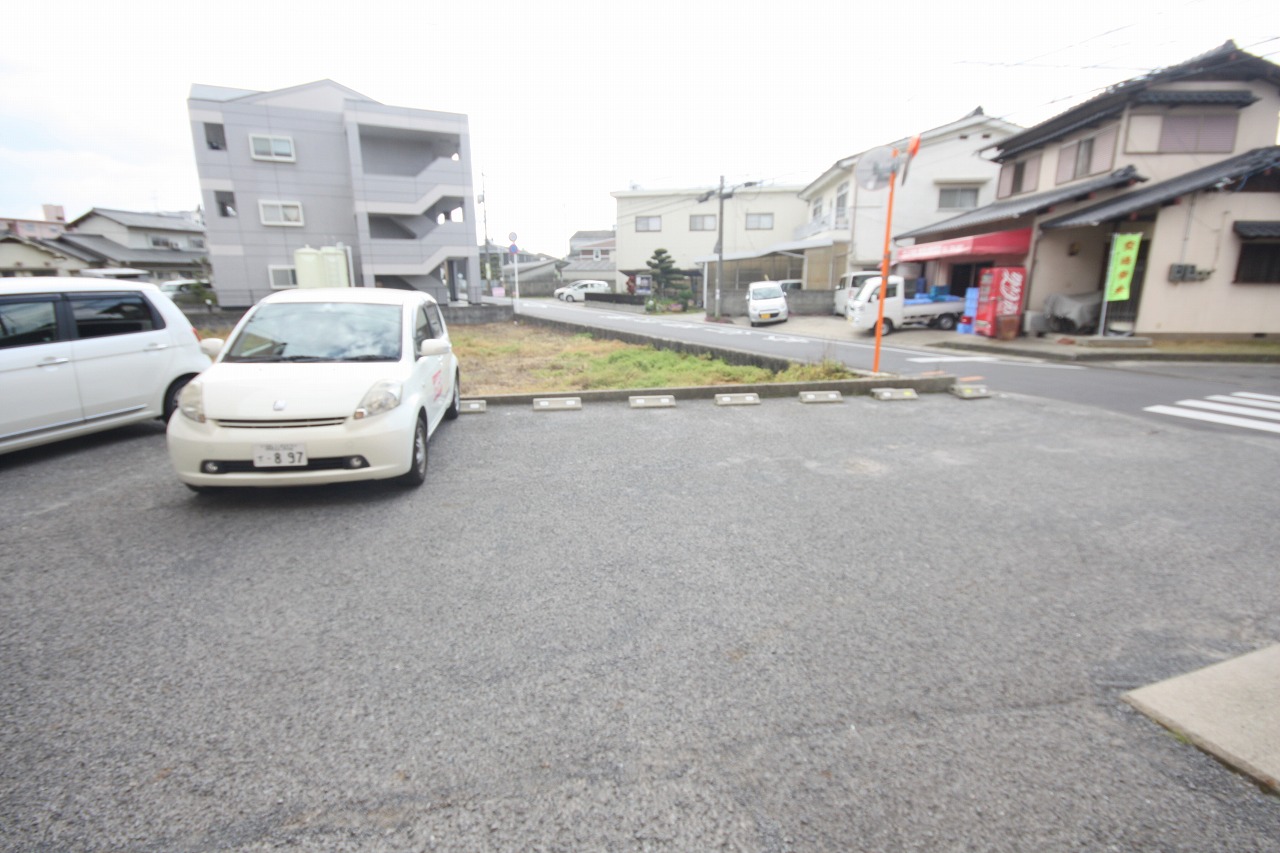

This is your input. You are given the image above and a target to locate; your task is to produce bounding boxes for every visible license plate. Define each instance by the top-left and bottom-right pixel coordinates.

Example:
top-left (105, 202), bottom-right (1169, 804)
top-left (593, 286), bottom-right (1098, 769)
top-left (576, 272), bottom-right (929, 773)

top-left (762, 313), bottom-right (775, 319)
top-left (253, 443), bottom-right (307, 467)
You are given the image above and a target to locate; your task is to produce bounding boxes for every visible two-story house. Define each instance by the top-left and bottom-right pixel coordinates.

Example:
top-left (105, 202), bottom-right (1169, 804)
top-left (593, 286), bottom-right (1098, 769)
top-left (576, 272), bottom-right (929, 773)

top-left (612, 185), bottom-right (808, 301)
top-left (896, 42), bottom-right (1280, 337)
top-left (59, 208), bottom-right (209, 281)
top-left (799, 108), bottom-right (1021, 292)
top-left (188, 80), bottom-right (478, 309)
top-left (561, 229), bottom-right (616, 285)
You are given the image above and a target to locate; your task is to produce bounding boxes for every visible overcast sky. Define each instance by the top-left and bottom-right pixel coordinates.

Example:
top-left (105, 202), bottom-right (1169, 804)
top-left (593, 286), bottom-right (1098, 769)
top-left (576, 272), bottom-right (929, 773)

top-left (1, 0), bottom-right (1274, 256)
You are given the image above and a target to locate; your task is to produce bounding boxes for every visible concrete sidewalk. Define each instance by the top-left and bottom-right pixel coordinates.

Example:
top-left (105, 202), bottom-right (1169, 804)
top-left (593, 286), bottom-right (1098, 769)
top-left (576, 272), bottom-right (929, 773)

top-left (1125, 645), bottom-right (1280, 792)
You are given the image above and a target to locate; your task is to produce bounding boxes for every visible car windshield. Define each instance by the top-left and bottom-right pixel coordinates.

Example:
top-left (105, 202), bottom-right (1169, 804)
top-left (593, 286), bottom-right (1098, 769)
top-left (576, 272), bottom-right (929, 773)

top-left (854, 281), bottom-right (881, 302)
top-left (223, 302), bottom-right (403, 363)
top-left (751, 285), bottom-right (784, 300)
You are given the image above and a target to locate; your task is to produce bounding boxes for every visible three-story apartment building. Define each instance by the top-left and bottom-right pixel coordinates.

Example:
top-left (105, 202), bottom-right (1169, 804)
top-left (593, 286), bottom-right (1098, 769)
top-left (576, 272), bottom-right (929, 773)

top-left (897, 42), bottom-right (1280, 336)
top-left (188, 80), bottom-right (478, 308)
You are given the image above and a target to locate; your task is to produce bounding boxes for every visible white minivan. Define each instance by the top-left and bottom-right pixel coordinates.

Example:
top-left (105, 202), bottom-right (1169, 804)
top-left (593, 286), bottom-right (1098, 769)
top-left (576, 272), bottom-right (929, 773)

top-left (0, 278), bottom-right (211, 455)
top-left (833, 271), bottom-right (882, 316)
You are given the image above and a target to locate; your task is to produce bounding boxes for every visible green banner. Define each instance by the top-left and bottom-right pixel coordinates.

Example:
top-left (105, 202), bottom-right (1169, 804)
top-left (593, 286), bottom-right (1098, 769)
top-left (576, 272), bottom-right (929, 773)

top-left (1105, 233), bottom-right (1142, 302)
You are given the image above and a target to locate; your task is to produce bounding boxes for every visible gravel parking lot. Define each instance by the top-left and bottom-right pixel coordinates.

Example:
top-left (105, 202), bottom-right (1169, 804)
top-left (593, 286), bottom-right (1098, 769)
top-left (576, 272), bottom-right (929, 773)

top-left (2, 392), bottom-right (1278, 851)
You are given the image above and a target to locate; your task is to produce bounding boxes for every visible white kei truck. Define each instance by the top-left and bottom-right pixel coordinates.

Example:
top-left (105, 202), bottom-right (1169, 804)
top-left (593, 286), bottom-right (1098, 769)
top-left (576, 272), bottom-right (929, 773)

top-left (845, 276), bottom-right (965, 334)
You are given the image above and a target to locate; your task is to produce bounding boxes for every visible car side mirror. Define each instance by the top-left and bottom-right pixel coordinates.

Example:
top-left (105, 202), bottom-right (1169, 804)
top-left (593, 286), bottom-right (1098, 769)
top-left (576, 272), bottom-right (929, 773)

top-left (418, 339), bottom-right (451, 358)
top-left (199, 338), bottom-right (224, 358)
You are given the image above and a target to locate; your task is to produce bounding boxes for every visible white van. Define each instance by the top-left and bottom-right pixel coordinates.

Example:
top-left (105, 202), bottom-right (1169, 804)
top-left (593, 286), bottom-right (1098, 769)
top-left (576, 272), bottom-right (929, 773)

top-left (834, 271), bottom-right (882, 316)
top-left (1, 278), bottom-right (212, 454)
top-left (554, 280), bottom-right (612, 302)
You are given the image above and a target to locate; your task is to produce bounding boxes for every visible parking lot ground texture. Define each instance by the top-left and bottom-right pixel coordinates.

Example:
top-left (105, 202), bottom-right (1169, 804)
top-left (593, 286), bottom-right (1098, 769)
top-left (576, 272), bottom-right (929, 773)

top-left (2, 391), bottom-right (1278, 851)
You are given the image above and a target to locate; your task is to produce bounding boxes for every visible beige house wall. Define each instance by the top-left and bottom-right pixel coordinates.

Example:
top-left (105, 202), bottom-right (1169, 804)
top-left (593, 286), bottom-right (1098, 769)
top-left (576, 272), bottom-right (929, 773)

top-left (0, 242), bottom-right (88, 275)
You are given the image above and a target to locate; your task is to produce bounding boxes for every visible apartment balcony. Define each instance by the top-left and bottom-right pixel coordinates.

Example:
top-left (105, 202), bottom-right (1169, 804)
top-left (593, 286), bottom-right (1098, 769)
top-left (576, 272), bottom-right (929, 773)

top-left (793, 212), bottom-right (850, 240)
top-left (364, 221), bottom-right (472, 275)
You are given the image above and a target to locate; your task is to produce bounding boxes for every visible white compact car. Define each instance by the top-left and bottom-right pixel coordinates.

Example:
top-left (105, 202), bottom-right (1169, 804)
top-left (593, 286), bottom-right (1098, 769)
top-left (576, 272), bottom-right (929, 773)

top-left (554, 280), bottom-right (612, 302)
top-left (167, 287), bottom-right (460, 490)
top-left (745, 281), bottom-right (789, 327)
top-left (0, 278), bottom-right (211, 455)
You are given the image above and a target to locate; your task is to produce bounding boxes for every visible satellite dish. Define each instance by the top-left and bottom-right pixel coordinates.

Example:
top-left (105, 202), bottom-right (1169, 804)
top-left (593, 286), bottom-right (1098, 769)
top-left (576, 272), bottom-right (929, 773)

top-left (854, 147), bottom-right (898, 192)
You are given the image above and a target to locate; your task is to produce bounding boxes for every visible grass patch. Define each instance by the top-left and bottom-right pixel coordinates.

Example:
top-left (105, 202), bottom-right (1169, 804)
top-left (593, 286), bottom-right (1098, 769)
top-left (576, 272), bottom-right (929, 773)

top-left (450, 323), bottom-right (856, 395)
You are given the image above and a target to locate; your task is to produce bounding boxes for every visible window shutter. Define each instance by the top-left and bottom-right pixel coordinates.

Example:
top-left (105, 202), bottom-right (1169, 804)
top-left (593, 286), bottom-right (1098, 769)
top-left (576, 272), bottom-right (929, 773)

top-left (997, 163), bottom-right (1014, 198)
top-left (1056, 143), bottom-right (1078, 184)
top-left (1022, 154), bottom-right (1041, 192)
top-left (1198, 115), bottom-right (1237, 153)
top-left (1159, 116), bottom-right (1199, 152)
top-left (1090, 126), bottom-right (1117, 174)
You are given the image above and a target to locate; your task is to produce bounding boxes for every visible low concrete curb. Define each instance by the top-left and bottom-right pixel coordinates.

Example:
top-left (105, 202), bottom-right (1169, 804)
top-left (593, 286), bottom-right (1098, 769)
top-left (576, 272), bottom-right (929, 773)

top-left (465, 374), bottom-right (958, 408)
top-left (936, 339), bottom-right (1280, 363)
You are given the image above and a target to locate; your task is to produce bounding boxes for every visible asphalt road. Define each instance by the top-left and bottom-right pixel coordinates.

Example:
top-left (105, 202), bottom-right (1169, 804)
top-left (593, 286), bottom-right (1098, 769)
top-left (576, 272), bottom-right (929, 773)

top-left (2, 391), bottom-right (1278, 850)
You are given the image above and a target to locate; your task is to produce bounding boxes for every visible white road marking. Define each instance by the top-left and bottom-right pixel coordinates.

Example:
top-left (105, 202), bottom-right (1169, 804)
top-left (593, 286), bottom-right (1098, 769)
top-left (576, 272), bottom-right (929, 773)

top-left (1144, 405), bottom-right (1280, 434)
top-left (906, 356), bottom-right (998, 363)
top-left (1174, 400), bottom-right (1280, 421)
top-left (1211, 393), bottom-right (1280, 410)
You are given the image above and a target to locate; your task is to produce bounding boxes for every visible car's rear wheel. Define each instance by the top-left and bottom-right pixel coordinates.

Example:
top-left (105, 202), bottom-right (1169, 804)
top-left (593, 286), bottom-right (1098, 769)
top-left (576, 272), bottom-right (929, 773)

top-left (398, 414), bottom-right (428, 487)
top-left (936, 313), bottom-right (957, 331)
top-left (445, 370), bottom-right (461, 420)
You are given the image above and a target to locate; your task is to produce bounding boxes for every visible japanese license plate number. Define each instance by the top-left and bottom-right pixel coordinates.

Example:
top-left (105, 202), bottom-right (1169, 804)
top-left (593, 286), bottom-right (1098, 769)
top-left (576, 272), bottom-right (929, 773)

top-left (253, 443), bottom-right (308, 467)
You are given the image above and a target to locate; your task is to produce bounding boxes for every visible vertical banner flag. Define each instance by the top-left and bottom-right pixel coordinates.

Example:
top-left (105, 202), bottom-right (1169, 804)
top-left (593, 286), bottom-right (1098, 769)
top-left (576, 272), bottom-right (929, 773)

top-left (1105, 233), bottom-right (1142, 302)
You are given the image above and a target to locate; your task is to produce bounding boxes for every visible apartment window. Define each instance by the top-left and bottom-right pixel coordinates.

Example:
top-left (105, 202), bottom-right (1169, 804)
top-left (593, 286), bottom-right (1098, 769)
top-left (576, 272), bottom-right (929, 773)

top-left (636, 216), bottom-right (661, 232)
top-left (259, 201), bottom-right (304, 226)
top-left (997, 154), bottom-right (1041, 199)
top-left (250, 134), bottom-right (296, 162)
top-left (268, 266), bottom-right (298, 289)
top-left (746, 213), bottom-right (774, 230)
top-left (215, 191), bottom-right (237, 217)
top-left (689, 214), bottom-right (716, 231)
top-left (1160, 114), bottom-right (1238, 153)
top-left (938, 187), bottom-right (979, 210)
top-left (1236, 243), bottom-right (1280, 284)
top-left (204, 123), bottom-right (226, 151)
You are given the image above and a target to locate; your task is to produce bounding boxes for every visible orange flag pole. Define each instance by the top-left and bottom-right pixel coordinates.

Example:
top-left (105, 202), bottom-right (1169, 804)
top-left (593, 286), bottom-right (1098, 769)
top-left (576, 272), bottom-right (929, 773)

top-left (872, 150), bottom-right (899, 375)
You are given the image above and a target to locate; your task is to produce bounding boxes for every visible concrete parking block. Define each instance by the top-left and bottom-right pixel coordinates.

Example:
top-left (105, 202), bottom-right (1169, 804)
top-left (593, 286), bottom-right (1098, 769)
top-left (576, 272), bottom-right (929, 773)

top-left (950, 384), bottom-right (991, 399)
top-left (871, 387), bottom-right (919, 401)
top-left (1124, 644), bottom-right (1280, 791)
top-left (533, 397), bottom-right (582, 411)
top-left (460, 400), bottom-right (487, 413)
top-left (715, 393), bottom-right (761, 406)
top-left (629, 395), bottom-right (675, 408)
top-left (800, 390), bottom-right (844, 404)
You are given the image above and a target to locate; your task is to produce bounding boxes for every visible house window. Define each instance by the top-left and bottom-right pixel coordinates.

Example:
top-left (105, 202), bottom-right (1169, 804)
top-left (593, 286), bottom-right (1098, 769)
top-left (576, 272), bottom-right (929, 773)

top-left (746, 213), bottom-right (774, 230)
top-left (190, 237), bottom-right (205, 249)
top-left (204, 123), bottom-right (226, 151)
top-left (835, 183), bottom-right (848, 222)
top-left (215, 191), bottom-right (237, 218)
top-left (938, 187), bottom-right (979, 210)
top-left (1056, 127), bottom-right (1118, 184)
top-left (997, 154), bottom-right (1041, 199)
top-left (250, 134), bottom-right (296, 162)
top-left (689, 215), bottom-right (716, 231)
top-left (268, 266), bottom-right (298, 289)
top-left (259, 201), bottom-right (304, 226)
top-left (636, 216), bottom-right (661, 232)
top-left (1159, 114), bottom-right (1238, 154)
top-left (811, 200), bottom-right (823, 221)
top-left (1236, 243), bottom-right (1280, 283)
top-left (150, 235), bottom-right (176, 248)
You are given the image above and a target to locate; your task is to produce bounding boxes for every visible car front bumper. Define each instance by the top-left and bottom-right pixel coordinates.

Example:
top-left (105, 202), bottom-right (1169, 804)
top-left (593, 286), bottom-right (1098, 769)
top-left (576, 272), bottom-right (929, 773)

top-left (167, 406), bottom-right (418, 487)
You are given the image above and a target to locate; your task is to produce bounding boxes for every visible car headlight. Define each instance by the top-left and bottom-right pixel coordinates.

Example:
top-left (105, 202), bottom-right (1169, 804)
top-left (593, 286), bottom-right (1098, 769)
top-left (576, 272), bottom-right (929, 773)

top-left (178, 381), bottom-right (206, 423)
top-left (354, 380), bottom-right (403, 420)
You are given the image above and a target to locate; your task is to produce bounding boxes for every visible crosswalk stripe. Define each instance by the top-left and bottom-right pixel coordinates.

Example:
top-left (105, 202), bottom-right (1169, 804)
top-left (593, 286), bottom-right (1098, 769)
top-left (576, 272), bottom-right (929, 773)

top-left (905, 356), bottom-right (997, 363)
top-left (1175, 400), bottom-right (1280, 421)
top-left (1230, 392), bottom-right (1280, 404)
top-left (1209, 394), bottom-right (1280, 411)
top-left (1144, 405), bottom-right (1280, 434)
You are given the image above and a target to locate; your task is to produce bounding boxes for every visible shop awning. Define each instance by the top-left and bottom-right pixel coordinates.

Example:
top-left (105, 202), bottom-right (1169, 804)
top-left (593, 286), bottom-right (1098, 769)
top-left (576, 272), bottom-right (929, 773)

top-left (896, 227), bottom-right (1032, 262)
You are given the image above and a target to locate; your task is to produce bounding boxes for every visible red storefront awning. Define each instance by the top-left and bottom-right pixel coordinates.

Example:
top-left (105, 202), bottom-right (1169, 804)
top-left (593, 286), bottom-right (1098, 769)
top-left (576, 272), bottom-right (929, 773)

top-left (896, 227), bottom-right (1032, 262)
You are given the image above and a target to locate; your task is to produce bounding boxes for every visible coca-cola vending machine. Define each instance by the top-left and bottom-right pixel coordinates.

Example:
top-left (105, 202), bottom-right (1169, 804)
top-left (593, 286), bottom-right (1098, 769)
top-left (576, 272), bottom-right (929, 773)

top-left (974, 266), bottom-right (1027, 338)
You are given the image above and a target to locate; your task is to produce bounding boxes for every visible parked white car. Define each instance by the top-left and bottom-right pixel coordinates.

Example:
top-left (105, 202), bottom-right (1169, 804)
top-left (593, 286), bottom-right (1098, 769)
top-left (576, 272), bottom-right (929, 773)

top-left (746, 281), bottom-right (789, 327)
top-left (0, 278), bottom-right (211, 455)
top-left (167, 287), bottom-right (460, 490)
top-left (554, 280), bottom-right (612, 302)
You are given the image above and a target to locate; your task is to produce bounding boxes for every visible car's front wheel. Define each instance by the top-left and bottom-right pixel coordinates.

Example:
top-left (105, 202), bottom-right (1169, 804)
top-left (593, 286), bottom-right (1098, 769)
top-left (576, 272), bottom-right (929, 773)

top-left (398, 414), bottom-right (428, 487)
top-left (161, 376), bottom-right (192, 422)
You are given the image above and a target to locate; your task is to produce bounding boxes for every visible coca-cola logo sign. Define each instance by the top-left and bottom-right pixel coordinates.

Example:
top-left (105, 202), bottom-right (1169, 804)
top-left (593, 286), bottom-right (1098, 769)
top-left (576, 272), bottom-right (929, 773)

top-left (996, 269), bottom-right (1024, 316)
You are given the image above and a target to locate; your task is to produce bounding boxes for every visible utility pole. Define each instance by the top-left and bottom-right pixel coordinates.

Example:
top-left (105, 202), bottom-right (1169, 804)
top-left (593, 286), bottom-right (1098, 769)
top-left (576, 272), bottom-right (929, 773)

top-left (480, 173), bottom-right (493, 291)
top-left (699, 177), bottom-right (757, 319)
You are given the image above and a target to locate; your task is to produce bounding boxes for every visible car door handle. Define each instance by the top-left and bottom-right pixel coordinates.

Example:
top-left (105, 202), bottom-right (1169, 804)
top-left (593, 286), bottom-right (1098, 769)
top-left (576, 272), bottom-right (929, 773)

top-left (38, 357), bottom-right (69, 366)
top-left (145, 343), bottom-right (170, 351)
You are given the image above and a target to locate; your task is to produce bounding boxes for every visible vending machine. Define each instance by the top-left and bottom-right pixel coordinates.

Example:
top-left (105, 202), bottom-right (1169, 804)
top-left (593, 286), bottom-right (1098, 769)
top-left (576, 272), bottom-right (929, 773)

top-left (973, 266), bottom-right (1027, 338)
